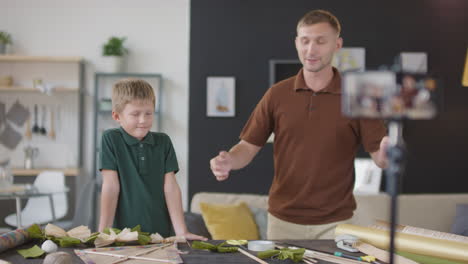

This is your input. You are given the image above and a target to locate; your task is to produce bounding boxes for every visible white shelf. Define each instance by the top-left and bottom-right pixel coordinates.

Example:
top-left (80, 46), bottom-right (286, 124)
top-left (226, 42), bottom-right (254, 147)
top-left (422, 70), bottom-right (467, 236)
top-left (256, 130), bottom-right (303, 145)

top-left (12, 168), bottom-right (80, 177)
top-left (0, 86), bottom-right (79, 92)
top-left (0, 55), bottom-right (83, 63)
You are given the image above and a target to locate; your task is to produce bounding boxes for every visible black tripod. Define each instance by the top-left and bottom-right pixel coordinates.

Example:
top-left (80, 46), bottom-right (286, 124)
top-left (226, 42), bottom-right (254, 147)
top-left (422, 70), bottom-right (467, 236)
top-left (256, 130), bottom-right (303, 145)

top-left (385, 120), bottom-right (406, 264)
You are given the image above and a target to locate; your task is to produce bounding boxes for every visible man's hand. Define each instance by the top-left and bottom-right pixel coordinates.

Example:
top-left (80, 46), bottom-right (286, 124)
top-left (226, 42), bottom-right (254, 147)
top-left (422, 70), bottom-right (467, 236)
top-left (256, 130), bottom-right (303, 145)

top-left (210, 151), bottom-right (233, 181)
top-left (370, 136), bottom-right (389, 169)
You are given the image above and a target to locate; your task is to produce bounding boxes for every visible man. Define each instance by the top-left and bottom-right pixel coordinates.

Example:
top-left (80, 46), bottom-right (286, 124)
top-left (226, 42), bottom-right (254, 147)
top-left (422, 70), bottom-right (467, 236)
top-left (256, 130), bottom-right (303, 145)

top-left (210, 9), bottom-right (388, 239)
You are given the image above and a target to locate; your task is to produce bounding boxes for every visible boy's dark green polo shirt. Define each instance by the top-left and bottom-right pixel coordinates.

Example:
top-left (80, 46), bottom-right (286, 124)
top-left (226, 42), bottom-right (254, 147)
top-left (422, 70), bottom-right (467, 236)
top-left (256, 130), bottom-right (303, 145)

top-left (100, 127), bottom-right (179, 236)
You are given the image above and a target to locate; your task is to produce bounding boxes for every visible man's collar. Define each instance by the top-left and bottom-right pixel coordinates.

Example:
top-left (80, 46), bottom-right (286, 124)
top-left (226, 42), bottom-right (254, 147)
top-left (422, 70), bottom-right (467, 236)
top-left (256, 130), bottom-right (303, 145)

top-left (119, 127), bottom-right (155, 146)
top-left (293, 67), bottom-right (342, 94)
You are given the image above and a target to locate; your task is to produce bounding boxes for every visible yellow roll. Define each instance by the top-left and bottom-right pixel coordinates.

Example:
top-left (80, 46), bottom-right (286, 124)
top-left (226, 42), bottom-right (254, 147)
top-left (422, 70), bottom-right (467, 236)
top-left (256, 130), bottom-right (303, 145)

top-left (335, 224), bottom-right (468, 263)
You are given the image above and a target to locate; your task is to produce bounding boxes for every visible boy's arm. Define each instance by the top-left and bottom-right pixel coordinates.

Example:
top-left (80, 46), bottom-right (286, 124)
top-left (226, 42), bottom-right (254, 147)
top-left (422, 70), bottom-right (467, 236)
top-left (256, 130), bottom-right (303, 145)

top-left (164, 172), bottom-right (207, 241)
top-left (98, 169), bottom-right (120, 232)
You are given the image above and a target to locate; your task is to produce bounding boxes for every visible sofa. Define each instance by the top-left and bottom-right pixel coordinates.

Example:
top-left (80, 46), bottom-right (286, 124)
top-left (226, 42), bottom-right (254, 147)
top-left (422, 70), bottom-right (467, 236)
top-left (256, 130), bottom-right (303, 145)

top-left (186, 192), bottom-right (468, 239)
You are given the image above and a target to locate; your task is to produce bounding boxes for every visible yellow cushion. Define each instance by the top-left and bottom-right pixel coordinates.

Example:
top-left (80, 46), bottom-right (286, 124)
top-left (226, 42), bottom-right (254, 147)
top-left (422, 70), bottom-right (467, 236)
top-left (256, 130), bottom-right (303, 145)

top-left (199, 202), bottom-right (259, 240)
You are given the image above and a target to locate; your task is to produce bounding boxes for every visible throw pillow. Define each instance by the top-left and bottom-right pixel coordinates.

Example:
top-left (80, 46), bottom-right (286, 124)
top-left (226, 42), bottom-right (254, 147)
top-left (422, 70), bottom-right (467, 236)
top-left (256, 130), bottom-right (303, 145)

top-left (451, 204), bottom-right (468, 236)
top-left (184, 212), bottom-right (211, 239)
top-left (199, 202), bottom-right (259, 240)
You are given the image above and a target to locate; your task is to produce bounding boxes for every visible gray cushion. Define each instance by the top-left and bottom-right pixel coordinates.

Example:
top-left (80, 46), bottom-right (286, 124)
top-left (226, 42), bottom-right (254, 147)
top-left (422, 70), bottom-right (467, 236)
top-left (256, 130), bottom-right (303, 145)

top-left (249, 207), bottom-right (268, 240)
top-left (184, 212), bottom-right (211, 239)
top-left (451, 204), bottom-right (468, 236)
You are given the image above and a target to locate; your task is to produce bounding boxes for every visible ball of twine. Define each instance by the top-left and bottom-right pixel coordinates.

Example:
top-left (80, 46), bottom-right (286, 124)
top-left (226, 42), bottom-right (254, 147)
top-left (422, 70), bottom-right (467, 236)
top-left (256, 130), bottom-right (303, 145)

top-left (43, 251), bottom-right (73, 264)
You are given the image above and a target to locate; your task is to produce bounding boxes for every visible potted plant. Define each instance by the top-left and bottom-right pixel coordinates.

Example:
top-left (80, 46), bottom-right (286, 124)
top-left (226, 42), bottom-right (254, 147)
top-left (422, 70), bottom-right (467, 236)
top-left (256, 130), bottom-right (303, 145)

top-left (101, 36), bottom-right (128, 72)
top-left (0, 31), bottom-right (12, 54)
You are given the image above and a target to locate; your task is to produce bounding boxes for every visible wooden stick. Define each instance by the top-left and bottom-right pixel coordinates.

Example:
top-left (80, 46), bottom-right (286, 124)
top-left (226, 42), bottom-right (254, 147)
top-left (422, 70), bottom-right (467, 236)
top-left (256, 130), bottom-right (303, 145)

top-left (353, 241), bottom-right (418, 264)
top-left (303, 256), bottom-right (318, 263)
top-left (135, 243), bottom-right (174, 256)
top-left (238, 248), bottom-right (269, 264)
top-left (109, 256), bottom-right (129, 264)
top-left (277, 245), bottom-right (365, 264)
top-left (81, 250), bottom-right (179, 263)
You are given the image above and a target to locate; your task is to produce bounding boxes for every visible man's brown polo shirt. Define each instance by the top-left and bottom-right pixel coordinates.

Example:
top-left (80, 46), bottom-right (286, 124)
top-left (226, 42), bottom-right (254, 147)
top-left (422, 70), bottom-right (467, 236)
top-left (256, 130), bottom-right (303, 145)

top-left (240, 67), bottom-right (387, 225)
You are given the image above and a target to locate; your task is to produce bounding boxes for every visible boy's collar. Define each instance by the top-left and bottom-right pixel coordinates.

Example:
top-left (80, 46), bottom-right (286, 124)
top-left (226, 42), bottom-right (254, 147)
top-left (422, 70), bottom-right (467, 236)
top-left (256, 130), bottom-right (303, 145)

top-left (119, 127), bottom-right (155, 146)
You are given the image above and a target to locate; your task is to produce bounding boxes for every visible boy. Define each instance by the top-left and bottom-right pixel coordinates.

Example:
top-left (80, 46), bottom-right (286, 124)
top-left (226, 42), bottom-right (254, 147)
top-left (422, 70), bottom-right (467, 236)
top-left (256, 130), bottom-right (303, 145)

top-left (99, 78), bottom-right (206, 240)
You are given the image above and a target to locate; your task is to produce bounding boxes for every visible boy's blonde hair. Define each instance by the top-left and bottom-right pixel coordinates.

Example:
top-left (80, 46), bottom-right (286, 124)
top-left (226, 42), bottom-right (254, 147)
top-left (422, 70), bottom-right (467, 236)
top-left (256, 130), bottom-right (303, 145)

top-left (112, 78), bottom-right (155, 113)
top-left (297, 9), bottom-right (341, 36)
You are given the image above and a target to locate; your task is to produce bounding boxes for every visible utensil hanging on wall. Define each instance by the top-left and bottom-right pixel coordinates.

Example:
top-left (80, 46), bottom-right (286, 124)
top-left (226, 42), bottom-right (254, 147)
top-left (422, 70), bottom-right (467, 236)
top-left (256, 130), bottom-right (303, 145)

top-left (32, 104), bottom-right (40, 134)
top-left (49, 107), bottom-right (55, 140)
top-left (40, 105), bottom-right (47, 135)
top-left (25, 114), bottom-right (32, 140)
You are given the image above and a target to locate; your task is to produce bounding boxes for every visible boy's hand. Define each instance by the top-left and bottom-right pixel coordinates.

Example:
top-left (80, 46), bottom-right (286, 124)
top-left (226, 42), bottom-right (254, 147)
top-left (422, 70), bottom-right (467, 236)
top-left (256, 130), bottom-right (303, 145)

top-left (210, 151), bottom-right (232, 181)
top-left (182, 232), bottom-right (208, 241)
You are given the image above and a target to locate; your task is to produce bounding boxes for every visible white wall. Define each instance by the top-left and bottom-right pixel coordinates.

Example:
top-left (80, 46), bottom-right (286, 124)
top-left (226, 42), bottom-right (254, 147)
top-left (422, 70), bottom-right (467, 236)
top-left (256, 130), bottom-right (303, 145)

top-left (0, 0), bottom-right (191, 208)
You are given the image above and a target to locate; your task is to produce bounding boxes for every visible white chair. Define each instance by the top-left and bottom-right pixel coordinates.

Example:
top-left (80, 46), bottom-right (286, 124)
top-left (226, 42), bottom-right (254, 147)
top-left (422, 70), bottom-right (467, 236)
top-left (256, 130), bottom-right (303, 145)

top-left (55, 178), bottom-right (96, 230)
top-left (4, 171), bottom-right (68, 228)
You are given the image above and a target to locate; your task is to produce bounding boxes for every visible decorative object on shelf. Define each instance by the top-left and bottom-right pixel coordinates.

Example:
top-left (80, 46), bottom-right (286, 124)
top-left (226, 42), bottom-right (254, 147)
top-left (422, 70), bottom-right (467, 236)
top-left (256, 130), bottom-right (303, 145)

top-left (332, 47), bottom-right (366, 73)
top-left (399, 52), bottom-right (428, 73)
top-left (463, 47), bottom-right (468, 87)
top-left (98, 98), bottom-right (112, 112)
top-left (0, 101), bottom-right (5, 128)
top-left (0, 159), bottom-right (13, 188)
top-left (23, 146), bottom-right (39, 169)
top-left (101, 36), bottom-right (128, 72)
top-left (0, 31), bottom-right (12, 54)
top-left (0, 75), bottom-right (13, 86)
top-left (206, 76), bottom-right (236, 117)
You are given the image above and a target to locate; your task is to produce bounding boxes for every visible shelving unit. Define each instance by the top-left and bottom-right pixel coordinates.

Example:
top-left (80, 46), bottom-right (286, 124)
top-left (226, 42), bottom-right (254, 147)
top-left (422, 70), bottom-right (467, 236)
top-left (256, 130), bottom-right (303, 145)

top-left (92, 72), bottom-right (163, 181)
top-left (0, 55), bottom-right (85, 176)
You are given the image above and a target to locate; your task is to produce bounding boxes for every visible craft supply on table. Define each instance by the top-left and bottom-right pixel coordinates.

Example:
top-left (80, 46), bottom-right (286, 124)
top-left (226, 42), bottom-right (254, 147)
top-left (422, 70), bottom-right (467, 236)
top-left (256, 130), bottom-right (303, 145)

top-left (353, 241), bottom-right (418, 264)
top-left (335, 223), bottom-right (468, 263)
top-left (276, 244), bottom-right (364, 264)
top-left (238, 248), bottom-right (269, 264)
top-left (247, 240), bottom-right (275, 251)
top-left (372, 220), bottom-right (468, 244)
top-left (335, 234), bottom-right (360, 252)
top-left (43, 251), bottom-right (72, 264)
top-left (75, 243), bottom-right (183, 264)
top-left (0, 229), bottom-right (30, 254)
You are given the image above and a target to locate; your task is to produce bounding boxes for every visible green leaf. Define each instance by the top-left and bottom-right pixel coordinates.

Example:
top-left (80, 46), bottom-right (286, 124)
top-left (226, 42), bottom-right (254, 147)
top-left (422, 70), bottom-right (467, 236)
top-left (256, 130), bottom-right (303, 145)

top-left (257, 248), bottom-right (304, 262)
top-left (17, 245), bottom-right (45, 259)
top-left (83, 232), bottom-right (99, 245)
top-left (217, 246), bottom-right (239, 253)
top-left (26, 224), bottom-right (44, 240)
top-left (103, 227), bottom-right (121, 235)
top-left (258, 249), bottom-right (280, 259)
top-left (192, 241), bottom-right (217, 251)
top-left (131, 225), bottom-right (141, 233)
top-left (57, 237), bottom-right (81, 247)
top-left (138, 234), bottom-right (151, 245)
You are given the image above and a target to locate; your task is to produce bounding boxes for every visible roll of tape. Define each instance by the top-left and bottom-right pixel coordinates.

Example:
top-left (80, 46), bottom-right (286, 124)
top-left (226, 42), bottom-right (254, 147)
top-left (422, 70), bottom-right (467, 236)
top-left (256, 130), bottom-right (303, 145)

top-left (247, 240), bottom-right (275, 251)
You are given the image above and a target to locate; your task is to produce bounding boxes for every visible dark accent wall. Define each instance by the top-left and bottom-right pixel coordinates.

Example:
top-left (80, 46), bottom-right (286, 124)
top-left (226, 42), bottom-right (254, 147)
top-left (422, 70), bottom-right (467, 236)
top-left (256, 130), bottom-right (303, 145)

top-left (189, 0), bottom-right (468, 203)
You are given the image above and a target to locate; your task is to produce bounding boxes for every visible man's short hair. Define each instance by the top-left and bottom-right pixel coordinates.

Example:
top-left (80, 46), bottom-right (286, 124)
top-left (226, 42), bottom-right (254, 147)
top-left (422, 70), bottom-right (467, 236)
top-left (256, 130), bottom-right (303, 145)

top-left (112, 78), bottom-right (155, 113)
top-left (297, 9), bottom-right (341, 36)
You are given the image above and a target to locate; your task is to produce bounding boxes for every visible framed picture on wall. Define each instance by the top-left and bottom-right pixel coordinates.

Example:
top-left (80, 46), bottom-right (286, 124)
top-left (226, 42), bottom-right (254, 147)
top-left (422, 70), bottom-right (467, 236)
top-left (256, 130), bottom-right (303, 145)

top-left (332, 47), bottom-right (366, 72)
top-left (206, 76), bottom-right (235, 117)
